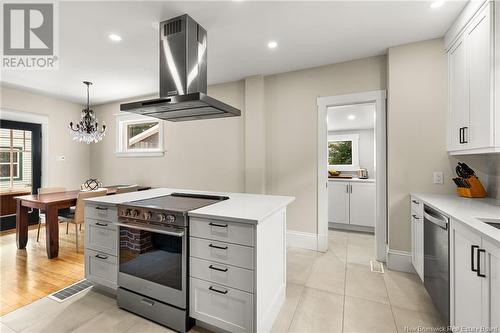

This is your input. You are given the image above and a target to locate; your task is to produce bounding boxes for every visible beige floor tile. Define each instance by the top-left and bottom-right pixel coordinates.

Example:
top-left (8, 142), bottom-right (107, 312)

top-left (343, 296), bottom-right (397, 333)
top-left (384, 269), bottom-right (438, 314)
top-left (71, 306), bottom-right (139, 333)
top-left (326, 234), bottom-right (348, 262)
top-left (345, 263), bottom-right (389, 304)
top-left (287, 249), bottom-right (318, 285)
top-left (0, 323), bottom-right (16, 333)
top-left (125, 317), bottom-right (174, 333)
top-left (305, 256), bottom-right (345, 295)
top-left (270, 283), bottom-right (304, 333)
top-left (391, 306), bottom-right (446, 333)
top-left (346, 233), bottom-right (376, 266)
top-left (288, 287), bottom-right (343, 333)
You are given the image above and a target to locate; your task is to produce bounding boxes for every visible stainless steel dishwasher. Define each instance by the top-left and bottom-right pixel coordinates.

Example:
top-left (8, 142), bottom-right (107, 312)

top-left (423, 205), bottom-right (450, 324)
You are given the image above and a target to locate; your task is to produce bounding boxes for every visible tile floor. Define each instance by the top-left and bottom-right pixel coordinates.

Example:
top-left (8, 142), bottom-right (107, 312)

top-left (0, 230), bottom-right (445, 333)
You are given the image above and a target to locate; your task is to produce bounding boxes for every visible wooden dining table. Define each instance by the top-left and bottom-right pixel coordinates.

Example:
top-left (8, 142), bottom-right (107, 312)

top-left (14, 186), bottom-right (150, 259)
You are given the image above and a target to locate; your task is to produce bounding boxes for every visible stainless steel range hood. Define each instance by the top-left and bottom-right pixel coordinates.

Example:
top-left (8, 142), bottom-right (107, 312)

top-left (120, 14), bottom-right (241, 121)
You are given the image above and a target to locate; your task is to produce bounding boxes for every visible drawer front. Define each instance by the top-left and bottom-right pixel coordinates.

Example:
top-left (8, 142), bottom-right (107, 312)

top-left (85, 203), bottom-right (117, 223)
top-left (190, 237), bottom-right (254, 270)
top-left (190, 277), bottom-right (253, 333)
top-left (190, 218), bottom-right (255, 247)
top-left (410, 197), bottom-right (423, 217)
top-left (190, 257), bottom-right (254, 293)
top-left (85, 219), bottom-right (118, 256)
top-left (85, 249), bottom-right (117, 290)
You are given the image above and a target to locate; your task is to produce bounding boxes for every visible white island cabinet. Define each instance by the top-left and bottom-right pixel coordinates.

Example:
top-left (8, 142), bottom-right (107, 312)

top-left (84, 188), bottom-right (294, 333)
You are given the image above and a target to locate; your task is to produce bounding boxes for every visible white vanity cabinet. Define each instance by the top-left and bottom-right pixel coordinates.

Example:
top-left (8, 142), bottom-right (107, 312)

top-left (450, 219), bottom-right (500, 329)
top-left (446, 1), bottom-right (500, 154)
top-left (410, 196), bottom-right (424, 281)
top-left (84, 203), bottom-right (119, 290)
top-left (328, 179), bottom-right (375, 230)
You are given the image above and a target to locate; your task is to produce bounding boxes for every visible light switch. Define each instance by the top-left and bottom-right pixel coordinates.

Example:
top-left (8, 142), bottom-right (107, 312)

top-left (56, 155), bottom-right (66, 162)
top-left (433, 171), bottom-right (444, 185)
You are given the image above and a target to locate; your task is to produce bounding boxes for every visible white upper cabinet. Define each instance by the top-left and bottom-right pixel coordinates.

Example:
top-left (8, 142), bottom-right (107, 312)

top-left (446, 1), bottom-right (499, 154)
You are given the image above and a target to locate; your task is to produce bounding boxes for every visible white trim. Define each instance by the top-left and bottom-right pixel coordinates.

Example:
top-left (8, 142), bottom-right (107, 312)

top-left (286, 230), bottom-right (318, 251)
top-left (328, 133), bottom-right (360, 171)
top-left (0, 108), bottom-right (49, 187)
top-left (114, 151), bottom-right (165, 158)
top-left (317, 90), bottom-right (387, 261)
top-left (386, 247), bottom-right (416, 274)
top-left (115, 112), bottom-right (165, 157)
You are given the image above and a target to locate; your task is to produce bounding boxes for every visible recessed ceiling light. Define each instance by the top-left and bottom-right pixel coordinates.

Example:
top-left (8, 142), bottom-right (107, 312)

top-left (430, 1), bottom-right (444, 9)
top-left (347, 114), bottom-right (356, 120)
top-left (267, 41), bottom-right (278, 49)
top-left (108, 33), bottom-right (122, 42)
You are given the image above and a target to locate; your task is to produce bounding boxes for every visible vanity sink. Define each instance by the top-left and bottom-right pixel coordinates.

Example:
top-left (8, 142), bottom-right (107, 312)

top-left (476, 217), bottom-right (500, 229)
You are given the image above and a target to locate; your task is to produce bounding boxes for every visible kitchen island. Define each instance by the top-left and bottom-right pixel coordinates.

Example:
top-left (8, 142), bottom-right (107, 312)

top-left (84, 188), bottom-right (295, 333)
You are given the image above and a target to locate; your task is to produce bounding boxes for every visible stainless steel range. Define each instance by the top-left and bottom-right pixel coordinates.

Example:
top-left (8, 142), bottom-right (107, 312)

top-left (115, 192), bottom-right (228, 332)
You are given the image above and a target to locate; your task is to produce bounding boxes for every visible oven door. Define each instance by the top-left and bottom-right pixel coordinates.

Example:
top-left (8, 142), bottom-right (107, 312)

top-left (116, 221), bottom-right (187, 309)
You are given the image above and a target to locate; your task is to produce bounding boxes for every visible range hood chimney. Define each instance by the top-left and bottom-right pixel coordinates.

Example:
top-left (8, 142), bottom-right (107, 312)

top-left (120, 14), bottom-right (241, 121)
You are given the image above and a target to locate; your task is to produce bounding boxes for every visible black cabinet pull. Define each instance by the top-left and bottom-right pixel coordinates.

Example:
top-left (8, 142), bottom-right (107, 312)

top-left (209, 244), bottom-right (228, 250)
top-left (209, 265), bottom-right (228, 272)
top-left (412, 214), bottom-right (420, 220)
top-left (471, 245), bottom-right (479, 272)
top-left (477, 249), bottom-right (486, 278)
top-left (463, 127), bottom-right (468, 144)
top-left (459, 127), bottom-right (463, 144)
top-left (209, 286), bottom-right (228, 294)
top-left (209, 222), bottom-right (228, 228)
top-left (95, 206), bottom-right (108, 211)
top-left (412, 200), bottom-right (419, 204)
top-left (95, 254), bottom-right (108, 260)
top-left (95, 222), bottom-right (108, 227)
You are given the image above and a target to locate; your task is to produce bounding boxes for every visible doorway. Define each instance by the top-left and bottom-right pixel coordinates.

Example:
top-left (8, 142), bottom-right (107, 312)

top-left (317, 90), bottom-right (387, 262)
top-left (0, 119), bottom-right (42, 231)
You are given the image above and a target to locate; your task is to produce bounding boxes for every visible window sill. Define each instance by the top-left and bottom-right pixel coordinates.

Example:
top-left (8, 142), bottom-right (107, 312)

top-left (115, 151), bottom-right (165, 158)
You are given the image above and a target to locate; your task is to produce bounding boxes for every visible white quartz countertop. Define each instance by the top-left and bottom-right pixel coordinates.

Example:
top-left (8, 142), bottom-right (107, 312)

top-left (412, 193), bottom-right (500, 244)
top-left (86, 188), bottom-right (295, 224)
top-left (328, 178), bottom-right (375, 183)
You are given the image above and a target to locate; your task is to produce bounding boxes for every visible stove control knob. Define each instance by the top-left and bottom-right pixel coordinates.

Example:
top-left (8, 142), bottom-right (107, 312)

top-left (144, 211), bottom-right (153, 220)
top-left (158, 213), bottom-right (166, 222)
top-left (131, 209), bottom-right (140, 218)
top-left (166, 215), bottom-right (176, 224)
top-left (124, 208), bottom-right (131, 216)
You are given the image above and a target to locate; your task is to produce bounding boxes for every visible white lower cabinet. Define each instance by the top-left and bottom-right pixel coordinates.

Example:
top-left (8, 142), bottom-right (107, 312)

top-left (328, 180), bottom-right (375, 227)
top-left (450, 219), bottom-right (500, 330)
top-left (190, 277), bottom-right (253, 333)
top-left (410, 196), bottom-right (424, 280)
top-left (85, 249), bottom-right (118, 290)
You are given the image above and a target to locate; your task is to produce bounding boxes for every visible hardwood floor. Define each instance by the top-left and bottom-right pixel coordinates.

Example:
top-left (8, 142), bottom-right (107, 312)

top-left (0, 223), bottom-right (84, 316)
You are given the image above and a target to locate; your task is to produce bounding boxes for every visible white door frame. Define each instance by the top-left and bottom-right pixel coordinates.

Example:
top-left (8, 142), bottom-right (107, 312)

top-left (317, 90), bottom-right (387, 262)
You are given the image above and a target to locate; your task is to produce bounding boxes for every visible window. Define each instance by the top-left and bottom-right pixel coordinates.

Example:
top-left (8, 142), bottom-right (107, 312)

top-left (328, 134), bottom-right (359, 171)
top-left (0, 149), bottom-right (21, 180)
top-left (116, 113), bottom-right (165, 157)
top-left (0, 128), bottom-right (32, 192)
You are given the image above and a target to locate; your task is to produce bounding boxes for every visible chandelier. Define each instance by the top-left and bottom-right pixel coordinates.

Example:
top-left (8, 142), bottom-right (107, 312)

top-left (69, 81), bottom-right (106, 144)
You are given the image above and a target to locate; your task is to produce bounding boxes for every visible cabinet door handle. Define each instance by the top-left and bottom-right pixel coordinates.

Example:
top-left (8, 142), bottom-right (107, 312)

top-left (463, 127), bottom-right (468, 144)
top-left (95, 206), bottom-right (108, 211)
top-left (95, 222), bottom-right (108, 227)
top-left (209, 244), bottom-right (228, 250)
top-left (95, 254), bottom-right (108, 260)
top-left (350, 184), bottom-right (353, 193)
top-left (209, 286), bottom-right (228, 294)
top-left (412, 214), bottom-right (420, 220)
top-left (471, 245), bottom-right (479, 272)
top-left (477, 248), bottom-right (486, 278)
top-left (459, 127), bottom-right (463, 144)
top-left (209, 265), bottom-right (228, 272)
top-left (346, 184), bottom-right (349, 193)
top-left (209, 222), bottom-right (228, 228)
top-left (140, 298), bottom-right (155, 306)
top-left (412, 200), bottom-right (419, 204)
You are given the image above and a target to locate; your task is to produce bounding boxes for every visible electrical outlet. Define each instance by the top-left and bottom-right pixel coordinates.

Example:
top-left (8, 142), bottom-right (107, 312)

top-left (433, 171), bottom-right (444, 185)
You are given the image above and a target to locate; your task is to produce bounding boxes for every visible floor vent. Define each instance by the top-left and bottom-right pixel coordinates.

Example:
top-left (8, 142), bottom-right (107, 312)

top-left (370, 260), bottom-right (385, 274)
top-left (48, 279), bottom-right (93, 302)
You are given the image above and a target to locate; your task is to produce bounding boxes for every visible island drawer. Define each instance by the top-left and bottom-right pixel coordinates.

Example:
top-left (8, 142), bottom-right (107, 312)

top-left (190, 257), bottom-right (254, 293)
top-left (85, 219), bottom-right (118, 256)
top-left (190, 277), bottom-right (253, 333)
top-left (189, 218), bottom-right (255, 247)
top-left (190, 237), bottom-right (254, 270)
top-left (85, 249), bottom-right (117, 290)
top-left (85, 203), bottom-right (117, 223)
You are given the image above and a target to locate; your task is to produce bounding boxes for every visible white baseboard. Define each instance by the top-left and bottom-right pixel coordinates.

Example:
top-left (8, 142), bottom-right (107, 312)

top-left (386, 247), bottom-right (416, 274)
top-left (287, 230), bottom-right (318, 251)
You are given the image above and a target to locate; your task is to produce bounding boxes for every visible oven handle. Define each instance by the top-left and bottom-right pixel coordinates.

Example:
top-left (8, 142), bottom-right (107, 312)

top-left (115, 222), bottom-right (185, 237)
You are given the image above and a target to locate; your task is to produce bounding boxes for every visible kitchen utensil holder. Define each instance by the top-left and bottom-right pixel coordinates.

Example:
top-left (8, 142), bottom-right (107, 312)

top-left (456, 176), bottom-right (487, 198)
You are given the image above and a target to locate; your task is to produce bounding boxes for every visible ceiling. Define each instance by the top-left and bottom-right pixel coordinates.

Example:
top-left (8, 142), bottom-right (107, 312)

top-left (328, 103), bottom-right (375, 131)
top-left (1, 1), bottom-right (467, 105)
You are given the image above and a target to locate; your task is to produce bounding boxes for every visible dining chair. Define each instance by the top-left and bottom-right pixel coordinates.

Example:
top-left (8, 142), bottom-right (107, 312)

top-left (58, 189), bottom-right (107, 252)
top-left (115, 185), bottom-right (140, 194)
top-left (37, 187), bottom-right (66, 242)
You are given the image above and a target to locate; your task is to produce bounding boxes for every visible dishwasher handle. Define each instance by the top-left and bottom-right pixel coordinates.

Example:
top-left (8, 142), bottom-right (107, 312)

top-left (424, 210), bottom-right (448, 230)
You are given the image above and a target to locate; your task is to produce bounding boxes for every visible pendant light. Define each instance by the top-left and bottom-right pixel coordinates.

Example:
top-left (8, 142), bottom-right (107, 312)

top-left (69, 81), bottom-right (106, 144)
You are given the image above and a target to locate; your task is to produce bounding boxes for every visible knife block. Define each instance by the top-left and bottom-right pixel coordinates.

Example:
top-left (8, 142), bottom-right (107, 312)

top-left (456, 176), bottom-right (487, 198)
